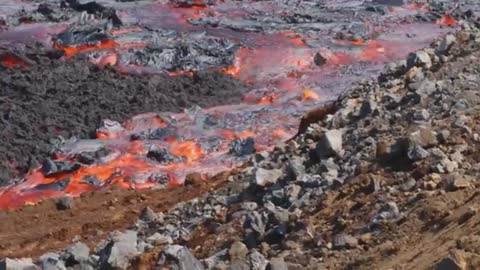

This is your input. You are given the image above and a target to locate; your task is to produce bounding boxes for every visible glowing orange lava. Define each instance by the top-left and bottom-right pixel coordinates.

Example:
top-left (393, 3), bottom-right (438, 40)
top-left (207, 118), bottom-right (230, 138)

top-left (54, 39), bottom-right (117, 58)
top-left (256, 93), bottom-right (276, 105)
top-left (0, 53), bottom-right (29, 68)
top-left (302, 88), bottom-right (320, 101)
top-left (111, 26), bottom-right (142, 36)
top-left (436, 14), bottom-right (458, 26)
top-left (168, 70), bottom-right (195, 77)
top-left (170, 141), bottom-right (204, 162)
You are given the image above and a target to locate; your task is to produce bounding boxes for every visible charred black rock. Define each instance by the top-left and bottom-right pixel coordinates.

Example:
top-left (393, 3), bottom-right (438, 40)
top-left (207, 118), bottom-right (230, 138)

top-left (56, 197), bottom-right (74, 210)
top-left (79, 175), bottom-right (102, 187)
top-left (33, 178), bottom-right (71, 192)
top-left (229, 137), bottom-right (256, 156)
top-left (147, 147), bottom-right (186, 164)
top-left (42, 159), bottom-right (81, 176)
top-left (131, 127), bottom-right (176, 141)
top-left (63, 0), bottom-right (106, 14)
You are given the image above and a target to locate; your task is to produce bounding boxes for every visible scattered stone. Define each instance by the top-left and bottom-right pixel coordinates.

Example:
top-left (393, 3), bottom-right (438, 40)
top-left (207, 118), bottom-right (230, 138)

top-left (444, 174), bottom-right (471, 191)
top-left (332, 233), bottom-right (358, 250)
top-left (436, 250), bottom-right (467, 270)
top-left (409, 127), bottom-right (438, 148)
top-left (229, 241), bottom-right (248, 262)
top-left (146, 233), bottom-right (173, 245)
top-left (164, 245), bottom-right (205, 270)
top-left (267, 258), bottom-right (288, 270)
top-left (316, 129), bottom-right (343, 159)
top-left (56, 197), bottom-right (74, 210)
top-left (436, 34), bottom-right (456, 55)
top-left (139, 206), bottom-right (158, 223)
top-left (371, 202), bottom-right (400, 225)
top-left (230, 137), bottom-right (256, 156)
top-left (98, 230), bottom-right (139, 270)
top-left (0, 258), bottom-right (38, 270)
top-left (38, 253), bottom-right (66, 270)
top-left (248, 249), bottom-right (268, 270)
top-left (407, 50), bottom-right (432, 69)
top-left (64, 242), bottom-right (90, 264)
top-left (255, 168), bottom-right (283, 187)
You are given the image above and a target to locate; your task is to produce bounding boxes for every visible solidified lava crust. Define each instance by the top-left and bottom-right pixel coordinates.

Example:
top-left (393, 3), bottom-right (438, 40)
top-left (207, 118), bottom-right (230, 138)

top-left (0, 57), bottom-right (248, 181)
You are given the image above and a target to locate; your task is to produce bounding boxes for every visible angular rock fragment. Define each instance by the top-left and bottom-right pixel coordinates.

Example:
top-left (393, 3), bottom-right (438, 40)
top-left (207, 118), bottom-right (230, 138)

top-left (38, 252), bottom-right (66, 270)
top-left (315, 129), bottom-right (343, 159)
top-left (229, 137), bottom-right (256, 156)
top-left (42, 159), bottom-right (80, 177)
top-left (255, 168), bottom-right (283, 187)
top-left (164, 245), bottom-right (205, 270)
top-left (56, 197), bottom-right (74, 210)
top-left (407, 50), bottom-right (432, 69)
top-left (98, 230), bottom-right (139, 270)
top-left (147, 147), bottom-right (185, 164)
top-left (64, 242), bottom-right (90, 265)
top-left (0, 258), bottom-right (38, 270)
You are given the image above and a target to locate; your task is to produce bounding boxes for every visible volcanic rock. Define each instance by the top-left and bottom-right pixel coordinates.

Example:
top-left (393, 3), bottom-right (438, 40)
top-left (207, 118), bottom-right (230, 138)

top-left (444, 174), bottom-right (472, 191)
top-left (436, 250), bottom-right (467, 270)
top-left (38, 252), bottom-right (66, 270)
top-left (139, 206), bottom-right (158, 223)
top-left (267, 258), bottom-right (288, 270)
top-left (229, 241), bottom-right (248, 262)
top-left (409, 127), bottom-right (438, 148)
top-left (407, 50), bottom-right (432, 69)
top-left (248, 249), bottom-right (268, 270)
top-left (64, 242), bottom-right (90, 264)
top-left (98, 230), bottom-right (139, 270)
top-left (333, 233), bottom-right (358, 250)
top-left (254, 168), bottom-right (283, 187)
top-left (436, 34), bottom-right (457, 55)
top-left (287, 158), bottom-right (305, 181)
top-left (229, 137), bottom-right (256, 156)
top-left (0, 258), bottom-right (38, 270)
top-left (164, 245), bottom-right (205, 270)
top-left (146, 233), bottom-right (173, 245)
top-left (56, 197), bottom-right (74, 210)
top-left (371, 202), bottom-right (401, 225)
top-left (42, 159), bottom-right (81, 177)
top-left (315, 129), bottom-right (343, 159)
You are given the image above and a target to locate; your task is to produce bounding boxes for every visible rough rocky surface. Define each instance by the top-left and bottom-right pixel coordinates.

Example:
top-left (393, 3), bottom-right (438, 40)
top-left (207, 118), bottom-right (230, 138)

top-left (3, 2), bottom-right (480, 270)
top-left (0, 56), bottom-right (247, 181)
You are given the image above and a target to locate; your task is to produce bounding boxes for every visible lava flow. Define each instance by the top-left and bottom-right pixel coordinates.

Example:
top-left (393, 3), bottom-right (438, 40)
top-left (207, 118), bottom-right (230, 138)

top-left (0, 0), bottom-right (459, 209)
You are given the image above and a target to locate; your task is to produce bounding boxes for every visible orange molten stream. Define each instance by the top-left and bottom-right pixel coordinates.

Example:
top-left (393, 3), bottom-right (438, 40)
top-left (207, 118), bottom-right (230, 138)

top-left (54, 39), bottom-right (118, 58)
top-left (302, 88), bottom-right (320, 101)
top-left (436, 14), bottom-right (458, 26)
top-left (0, 53), bottom-right (29, 68)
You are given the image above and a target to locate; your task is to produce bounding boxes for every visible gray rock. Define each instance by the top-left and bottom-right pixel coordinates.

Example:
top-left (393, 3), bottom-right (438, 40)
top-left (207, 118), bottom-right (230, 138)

top-left (164, 245), bottom-right (205, 270)
top-left (56, 197), bottom-right (74, 210)
top-left (316, 129), bottom-right (343, 159)
top-left (400, 178), bottom-right (417, 192)
top-left (64, 242), bottom-right (90, 263)
top-left (287, 158), bottom-right (305, 181)
top-left (98, 230), bottom-right (139, 270)
top-left (248, 249), bottom-right (268, 270)
top-left (146, 233), bottom-right (173, 245)
top-left (444, 174), bottom-right (472, 191)
top-left (202, 249), bottom-right (228, 270)
top-left (371, 202), bottom-right (400, 224)
top-left (407, 50), bottom-right (432, 69)
top-left (139, 206), bottom-right (158, 223)
top-left (241, 202), bottom-right (258, 211)
top-left (255, 168), bottom-right (283, 187)
top-left (413, 109), bottom-right (430, 121)
top-left (408, 144), bottom-right (430, 161)
top-left (436, 250), bottom-right (467, 270)
top-left (267, 258), bottom-right (288, 270)
top-left (38, 253), bottom-right (66, 270)
top-left (229, 241), bottom-right (248, 262)
top-left (409, 128), bottom-right (438, 147)
top-left (0, 258), bottom-right (38, 270)
top-left (332, 234), bottom-right (358, 250)
top-left (228, 261), bottom-right (250, 270)
top-left (436, 34), bottom-right (456, 55)
top-left (245, 211), bottom-right (268, 238)
top-left (414, 80), bottom-right (436, 96)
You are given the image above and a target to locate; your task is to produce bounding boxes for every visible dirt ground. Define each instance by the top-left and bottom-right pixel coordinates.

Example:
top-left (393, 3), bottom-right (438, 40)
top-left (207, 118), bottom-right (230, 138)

top-left (0, 171), bottom-right (231, 259)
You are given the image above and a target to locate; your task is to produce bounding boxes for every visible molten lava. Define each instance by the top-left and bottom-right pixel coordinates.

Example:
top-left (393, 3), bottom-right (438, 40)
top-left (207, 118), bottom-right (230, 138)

top-left (0, 53), bottom-right (29, 68)
top-left (54, 39), bottom-right (117, 58)
top-left (302, 88), bottom-right (320, 101)
top-left (436, 14), bottom-right (459, 26)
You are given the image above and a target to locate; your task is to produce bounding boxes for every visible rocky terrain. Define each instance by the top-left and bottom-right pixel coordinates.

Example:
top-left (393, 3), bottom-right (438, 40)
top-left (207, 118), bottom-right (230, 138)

top-left (3, 9), bottom-right (480, 270)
